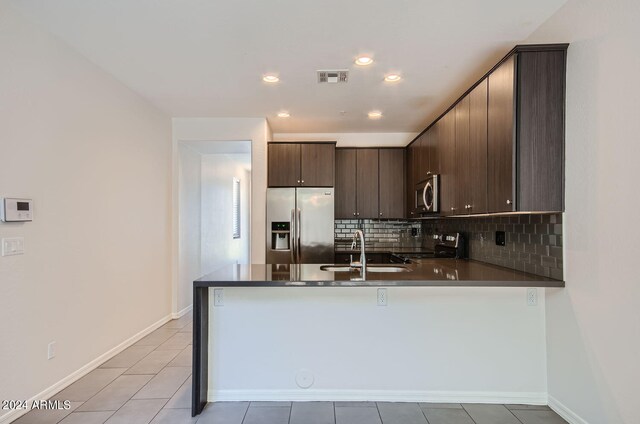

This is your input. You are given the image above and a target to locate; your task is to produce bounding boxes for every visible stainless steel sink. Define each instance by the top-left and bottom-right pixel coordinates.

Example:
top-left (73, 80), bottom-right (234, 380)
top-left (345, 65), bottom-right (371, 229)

top-left (320, 264), bottom-right (411, 273)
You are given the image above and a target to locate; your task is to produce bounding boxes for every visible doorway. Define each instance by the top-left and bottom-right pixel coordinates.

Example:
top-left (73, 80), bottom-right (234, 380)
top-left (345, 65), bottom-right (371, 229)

top-left (177, 140), bottom-right (251, 313)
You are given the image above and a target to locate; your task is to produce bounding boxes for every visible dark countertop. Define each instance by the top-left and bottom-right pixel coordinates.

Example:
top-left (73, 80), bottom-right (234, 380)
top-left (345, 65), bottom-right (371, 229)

top-left (194, 259), bottom-right (564, 288)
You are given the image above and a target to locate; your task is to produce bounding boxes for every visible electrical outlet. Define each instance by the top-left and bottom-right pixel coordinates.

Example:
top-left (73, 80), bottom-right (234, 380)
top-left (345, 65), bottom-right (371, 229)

top-left (47, 341), bottom-right (56, 360)
top-left (377, 288), bottom-right (387, 306)
top-left (214, 288), bottom-right (224, 306)
top-left (527, 288), bottom-right (538, 306)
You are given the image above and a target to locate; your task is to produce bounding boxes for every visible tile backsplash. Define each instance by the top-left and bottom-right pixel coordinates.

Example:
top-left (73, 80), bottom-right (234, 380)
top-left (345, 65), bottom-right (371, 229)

top-left (334, 214), bottom-right (563, 280)
top-left (334, 219), bottom-right (422, 252)
top-left (421, 214), bottom-right (563, 280)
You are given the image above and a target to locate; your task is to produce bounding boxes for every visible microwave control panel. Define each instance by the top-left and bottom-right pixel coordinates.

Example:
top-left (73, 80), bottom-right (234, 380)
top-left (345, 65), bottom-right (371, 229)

top-left (1, 198), bottom-right (33, 222)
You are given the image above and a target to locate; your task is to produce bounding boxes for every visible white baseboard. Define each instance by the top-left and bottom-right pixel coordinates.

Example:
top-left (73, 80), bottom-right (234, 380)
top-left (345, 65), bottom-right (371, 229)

top-left (0, 314), bottom-right (173, 424)
top-left (209, 389), bottom-right (548, 405)
top-left (172, 304), bottom-right (193, 319)
top-left (549, 395), bottom-right (589, 424)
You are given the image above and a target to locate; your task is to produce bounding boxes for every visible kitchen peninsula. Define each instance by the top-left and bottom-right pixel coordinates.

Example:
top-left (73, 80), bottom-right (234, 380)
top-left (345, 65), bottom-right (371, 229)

top-left (191, 260), bottom-right (564, 416)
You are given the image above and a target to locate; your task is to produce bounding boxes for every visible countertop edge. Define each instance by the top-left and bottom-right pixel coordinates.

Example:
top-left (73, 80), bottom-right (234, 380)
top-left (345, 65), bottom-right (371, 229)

top-left (194, 280), bottom-right (565, 288)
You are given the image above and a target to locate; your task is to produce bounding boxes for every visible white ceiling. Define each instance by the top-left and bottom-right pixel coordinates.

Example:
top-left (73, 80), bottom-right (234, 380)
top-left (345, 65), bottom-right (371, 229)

top-left (9, 0), bottom-right (566, 133)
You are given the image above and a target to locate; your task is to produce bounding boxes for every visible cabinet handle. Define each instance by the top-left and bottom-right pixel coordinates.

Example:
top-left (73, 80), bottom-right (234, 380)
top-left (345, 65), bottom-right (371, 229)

top-left (506, 200), bottom-right (512, 205)
top-left (301, 180), bottom-right (304, 184)
top-left (353, 212), bottom-right (356, 216)
top-left (379, 212), bottom-right (383, 216)
top-left (357, 213), bottom-right (360, 216)
top-left (451, 207), bottom-right (456, 211)
top-left (297, 180), bottom-right (300, 183)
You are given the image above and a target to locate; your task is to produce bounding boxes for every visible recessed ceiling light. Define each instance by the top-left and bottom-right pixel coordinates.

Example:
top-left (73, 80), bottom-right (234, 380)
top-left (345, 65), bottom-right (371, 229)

top-left (368, 111), bottom-right (383, 119)
top-left (354, 56), bottom-right (374, 66)
top-left (263, 75), bottom-right (280, 83)
top-left (277, 112), bottom-right (290, 118)
top-left (384, 74), bottom-right (402, 82)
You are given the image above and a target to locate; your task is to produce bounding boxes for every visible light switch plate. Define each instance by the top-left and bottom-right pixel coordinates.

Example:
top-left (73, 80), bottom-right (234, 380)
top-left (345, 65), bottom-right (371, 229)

top-left (2, 237), bottom-right (25, 256)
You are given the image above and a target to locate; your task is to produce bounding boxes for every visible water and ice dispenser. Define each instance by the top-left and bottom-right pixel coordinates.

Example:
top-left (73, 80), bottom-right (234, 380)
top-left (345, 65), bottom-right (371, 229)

top-left (271, 222), bottom-right (290, 250)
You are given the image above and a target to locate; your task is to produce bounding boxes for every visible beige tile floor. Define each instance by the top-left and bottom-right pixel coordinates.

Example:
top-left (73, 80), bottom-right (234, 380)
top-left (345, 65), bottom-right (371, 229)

top-left (12, 313), bottom-right (567, 424)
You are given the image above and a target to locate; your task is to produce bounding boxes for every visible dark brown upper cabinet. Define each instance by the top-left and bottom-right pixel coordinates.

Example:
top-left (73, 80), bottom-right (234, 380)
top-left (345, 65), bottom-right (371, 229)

top-left (516, 50), bottom-right (565, 212)
top-left (268, 143), bottom-right (300, 187)
top-left (335, 148), bottom-right (357, 219)
top-left (268, 142), bottom-right (335, 187)
top-left (336, 148), bottom-right (404, 219)
top-left (487, 55), bottom-right (516, 212)
top-left (404, 44), bottom-right (567, 216)
top-left (467, 79), bottom-right (488, 214)
top-left (439, 110), bottom-right (457, 216)
top-left (406, 142), bottom-right (417, 218)
top-left (379, 149), bottom-right (405, 219)
top-left (355, 149), bottom-right (379, 219)
top-left (301, 143), bottom-right (335, 187)
top-left (425, 125), bottom-right (439, 175)
top-left (487, 49), bottom-right (566, 212)
top-left (454, 96), bottom-right (471, 215)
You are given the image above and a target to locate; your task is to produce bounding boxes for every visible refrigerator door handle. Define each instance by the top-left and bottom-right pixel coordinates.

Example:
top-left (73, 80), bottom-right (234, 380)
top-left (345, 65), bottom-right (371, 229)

top-left (296, 208), bottom-right (301, 263)
top-left (290, 208), bottom-right (296, 264)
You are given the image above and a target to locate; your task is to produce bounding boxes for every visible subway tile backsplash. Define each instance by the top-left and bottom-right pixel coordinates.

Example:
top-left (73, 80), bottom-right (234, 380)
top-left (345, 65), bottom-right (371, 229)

top-left (334, 214), bottom-right (563, 280)
top-left (421, 214), bottom-right (563, 280)
top-left (335, 219), bottom-right (423, 252)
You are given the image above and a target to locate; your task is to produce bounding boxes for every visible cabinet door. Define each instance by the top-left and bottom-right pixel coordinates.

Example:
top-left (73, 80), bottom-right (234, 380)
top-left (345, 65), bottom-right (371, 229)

top-left (438, 110), bottom-right (457, 216)
top-left (335, 149), bottom-right (357, 219)
top-left (416, 133), bottom-right (429, 183)
top-left (406, 142), bottom-right (416, 218)
top-left (517, 50), bottom-right (565, 212)
top-left (379, 149), bottom-right (405, 219)
top-left (488, 55), bottom-right (516, 212)
top-left (355, 149), bottom-right (379, 218)
top-left (468, 79), bottom-right (488, 214)
top-left (426, 125), bottom-right (440, 175)
top-left (268, 144), bottom-right (300, 187)
top-left (301, 143), bottom-right (335, 187)
top-left (455, 96), bottom-right (470, 215)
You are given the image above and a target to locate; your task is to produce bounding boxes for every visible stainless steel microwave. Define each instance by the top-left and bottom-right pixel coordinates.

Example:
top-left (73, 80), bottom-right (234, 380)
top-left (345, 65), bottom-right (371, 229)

top-left (414, 174), bottom-right (439, 214)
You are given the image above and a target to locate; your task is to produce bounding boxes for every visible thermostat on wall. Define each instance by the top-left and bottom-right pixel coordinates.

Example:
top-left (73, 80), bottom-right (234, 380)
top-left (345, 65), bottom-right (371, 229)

top-left (1, 198), bottom-right (33, 222)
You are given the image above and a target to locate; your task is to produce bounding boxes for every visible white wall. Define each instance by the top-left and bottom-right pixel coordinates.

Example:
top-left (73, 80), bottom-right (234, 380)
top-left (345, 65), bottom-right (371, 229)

top-left (209, 287), bottom-right (548, 403)
top-left (273, 132), bottom-right (418, 147)
top-left (524, 1), bottom-right (640, 423)
top-left (178, 145), bottom-right (202, 313)
top-left (0, 4), bottom-right (172, 421)
top-left (201, 154), bottom-right (251, 274)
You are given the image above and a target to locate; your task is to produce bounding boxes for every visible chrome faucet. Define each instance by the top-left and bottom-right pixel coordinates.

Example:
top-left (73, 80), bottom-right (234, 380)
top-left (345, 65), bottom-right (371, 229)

top-left (350, 229), bottom-right (366, 279)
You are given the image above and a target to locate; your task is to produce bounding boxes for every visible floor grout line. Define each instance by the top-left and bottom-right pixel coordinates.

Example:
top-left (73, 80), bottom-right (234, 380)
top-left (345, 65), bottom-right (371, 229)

top-left (460, 404), bottom-right (478, 424)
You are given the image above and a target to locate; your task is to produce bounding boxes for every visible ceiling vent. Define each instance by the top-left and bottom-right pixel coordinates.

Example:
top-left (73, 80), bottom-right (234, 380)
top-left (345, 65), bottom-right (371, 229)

top-left (317, 70), bottom-right (348, 84)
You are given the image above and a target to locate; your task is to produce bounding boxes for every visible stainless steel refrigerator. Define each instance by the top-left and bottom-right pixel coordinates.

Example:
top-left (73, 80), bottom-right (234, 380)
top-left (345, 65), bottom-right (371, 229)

top-left (266, 188), bottom-right (334, 264)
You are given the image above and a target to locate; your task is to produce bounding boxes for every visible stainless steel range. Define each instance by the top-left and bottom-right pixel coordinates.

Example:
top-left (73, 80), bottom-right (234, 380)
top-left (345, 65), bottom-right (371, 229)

top-left (391, 232), bottom-right (464, 263)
